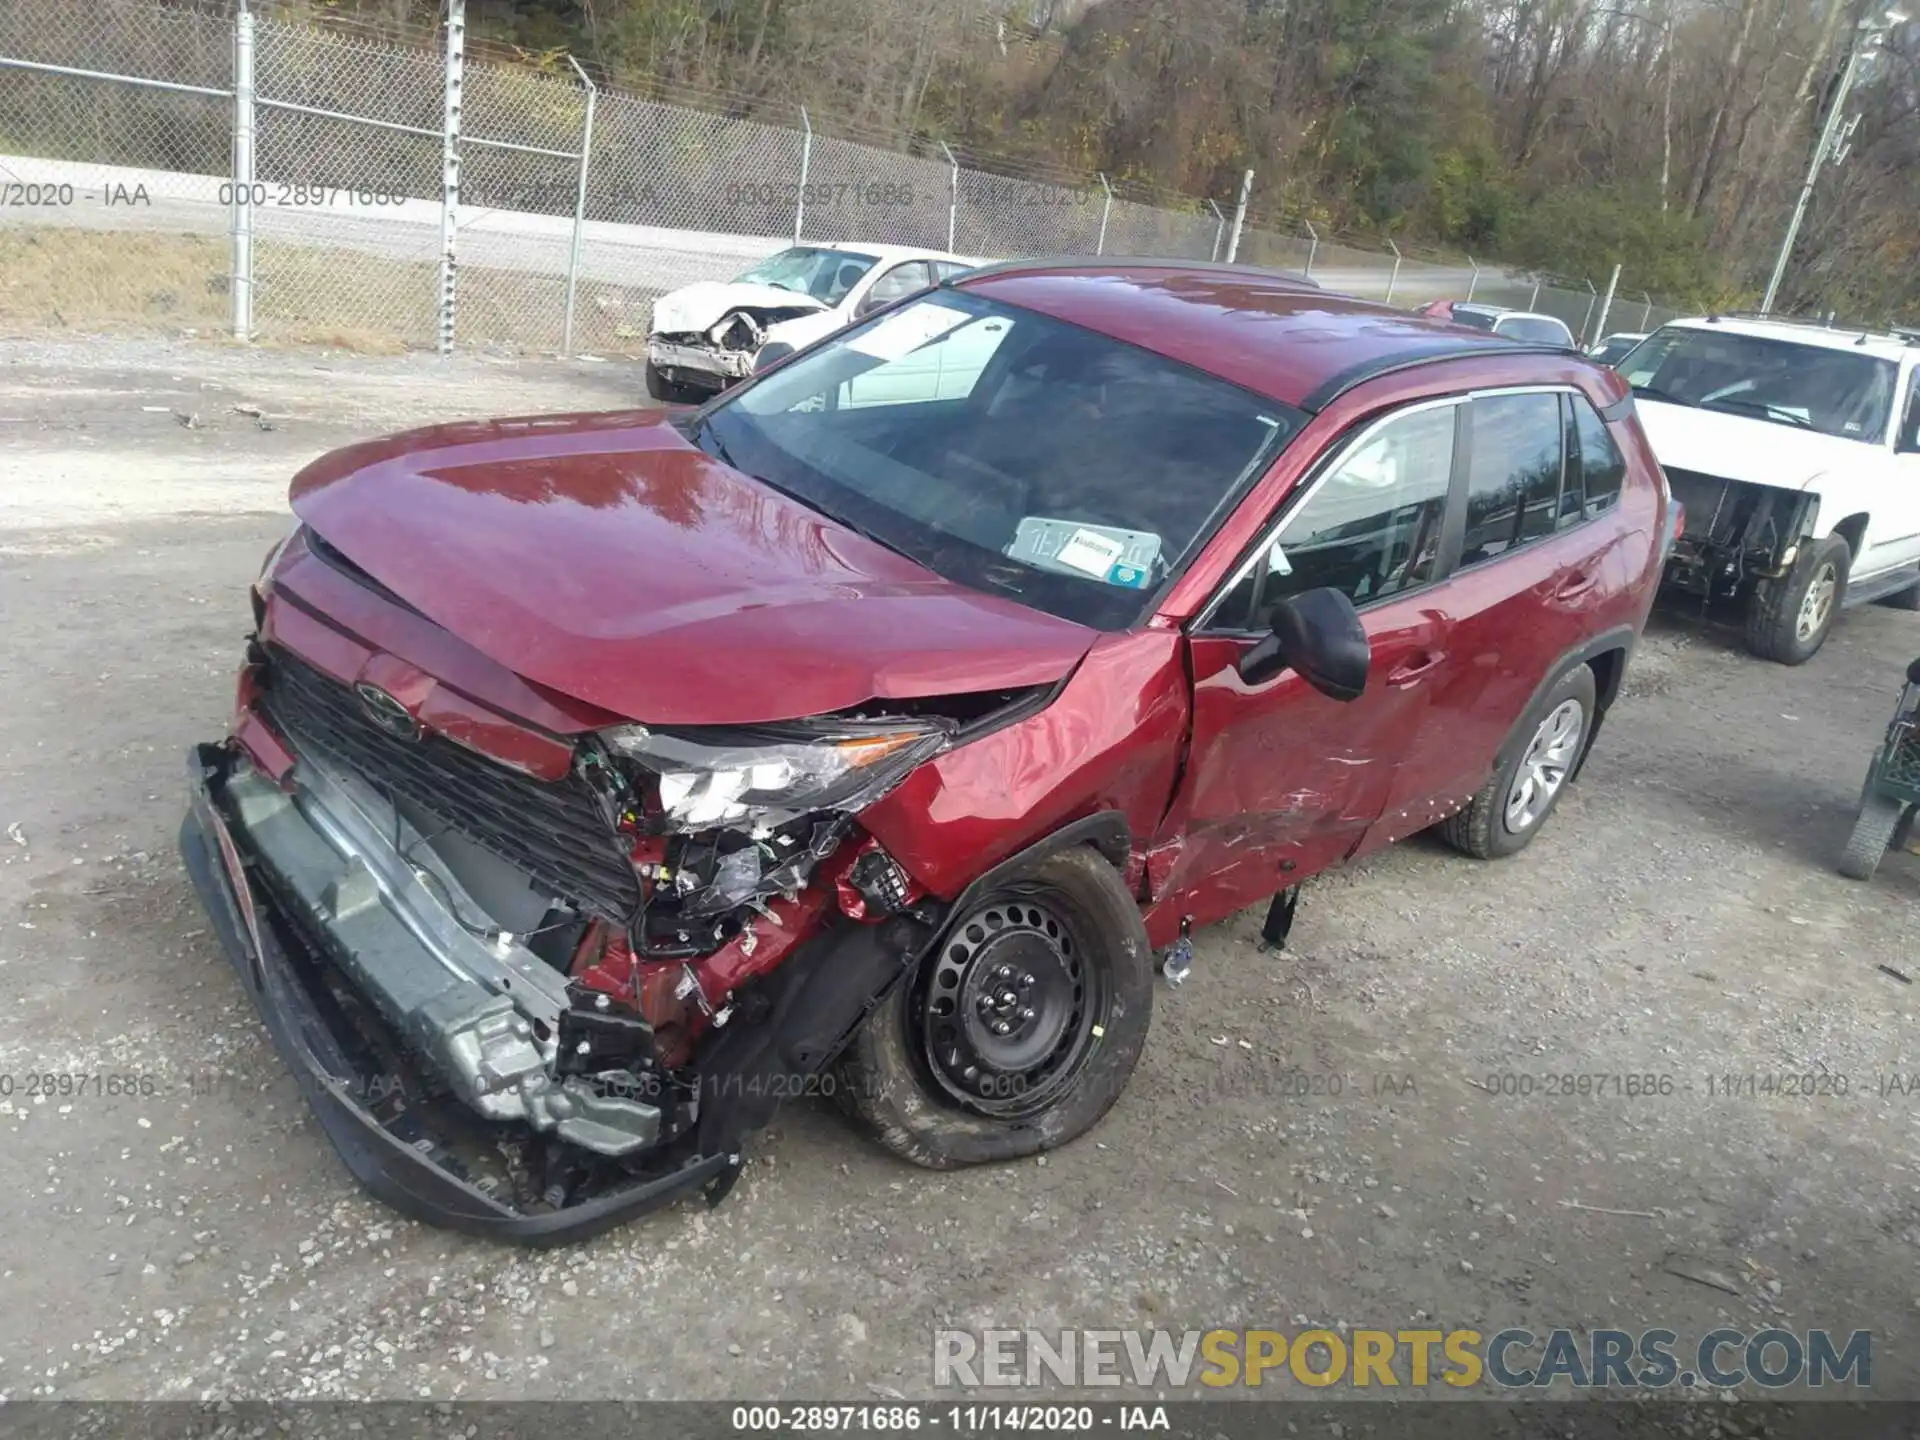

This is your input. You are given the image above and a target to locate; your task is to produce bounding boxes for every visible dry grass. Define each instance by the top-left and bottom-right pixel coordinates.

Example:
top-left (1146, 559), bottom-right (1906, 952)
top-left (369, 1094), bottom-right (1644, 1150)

top-left (0, 226), bottom-right (659, 356)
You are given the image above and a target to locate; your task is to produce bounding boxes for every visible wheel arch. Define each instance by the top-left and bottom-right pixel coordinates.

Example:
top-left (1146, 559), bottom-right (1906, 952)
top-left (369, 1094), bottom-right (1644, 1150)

top-left (941, 812), bottom-right (1133, 924)
top-left (1497, 625), bottom-right (1636, 786)
top-left (1828, 512), bottom-right (1870, 562)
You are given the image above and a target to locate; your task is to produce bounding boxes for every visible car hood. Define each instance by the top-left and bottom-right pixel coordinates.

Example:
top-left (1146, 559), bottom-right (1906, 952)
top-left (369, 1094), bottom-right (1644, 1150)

top-left (650, 282), bottom-right (829, 336)
top-left (286, 411), bottom-right (1095, 727)
top-left (1634, 399), bottom-right (1842, 491)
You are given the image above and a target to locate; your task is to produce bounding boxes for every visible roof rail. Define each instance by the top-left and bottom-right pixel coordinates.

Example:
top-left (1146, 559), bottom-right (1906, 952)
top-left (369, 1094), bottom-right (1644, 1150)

top-left (1704, 310), bottom-right (1920, 345)
top-left (948, 254), bottom-right (1321, 289)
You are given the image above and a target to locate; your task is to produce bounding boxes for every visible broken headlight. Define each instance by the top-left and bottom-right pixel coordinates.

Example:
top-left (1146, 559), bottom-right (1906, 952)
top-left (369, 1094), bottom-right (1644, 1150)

top-left (601, 719), bottom-right (951, 833)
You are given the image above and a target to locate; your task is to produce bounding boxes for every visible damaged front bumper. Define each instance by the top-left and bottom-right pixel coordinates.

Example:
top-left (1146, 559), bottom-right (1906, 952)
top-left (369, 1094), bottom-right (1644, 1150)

top-left (181, 743), bottom-right (735, 1242)
top-left (646, 336), bottom-right (754, 389)
top-left (1659, 468), bottom-right (1817, 600)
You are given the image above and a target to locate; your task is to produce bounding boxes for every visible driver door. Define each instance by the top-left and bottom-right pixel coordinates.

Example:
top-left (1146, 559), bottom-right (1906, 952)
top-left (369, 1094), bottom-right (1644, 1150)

top-left (1152, 399), bottom-right (1465, 934)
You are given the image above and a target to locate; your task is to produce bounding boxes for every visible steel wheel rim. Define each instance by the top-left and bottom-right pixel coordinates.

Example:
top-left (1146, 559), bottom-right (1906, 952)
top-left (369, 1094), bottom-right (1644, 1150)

top-left (914, 895), bottom-right (1109, 1118)
top-left (1797, 564), bottom-right (1838, 641)
top-left (1504, 698), bottom-right (1586, 834)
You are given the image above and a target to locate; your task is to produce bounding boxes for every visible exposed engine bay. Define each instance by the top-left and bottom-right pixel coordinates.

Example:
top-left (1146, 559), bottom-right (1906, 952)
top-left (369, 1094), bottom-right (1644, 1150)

top-left (1660, 467), bottom-right (1818, 601)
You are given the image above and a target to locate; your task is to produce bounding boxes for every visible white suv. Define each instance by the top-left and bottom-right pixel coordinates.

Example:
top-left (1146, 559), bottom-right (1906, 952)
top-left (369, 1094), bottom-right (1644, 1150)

top-left (1623, 315), bottom-right (1920, 663)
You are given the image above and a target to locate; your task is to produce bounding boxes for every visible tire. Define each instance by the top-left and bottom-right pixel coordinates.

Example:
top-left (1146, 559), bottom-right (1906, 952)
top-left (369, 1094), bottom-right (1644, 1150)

top-left (644, 360), bottom-right (708, 406)
top-left (1438, 662), bottom-right (1597, 860)
top-left (1745, 535), bottom-right (1849, 664)
top-left (1839, 792), bottom-right (1906, 880)
top-left (834, 846), bottom-right (1153, 1168)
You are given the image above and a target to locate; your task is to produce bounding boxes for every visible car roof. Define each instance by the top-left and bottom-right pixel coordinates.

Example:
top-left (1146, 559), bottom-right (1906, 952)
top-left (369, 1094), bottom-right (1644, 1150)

top-left (1666, 315), bottom-right (1917, 362)
top-left (950, 259), bottom-right (1559, 411)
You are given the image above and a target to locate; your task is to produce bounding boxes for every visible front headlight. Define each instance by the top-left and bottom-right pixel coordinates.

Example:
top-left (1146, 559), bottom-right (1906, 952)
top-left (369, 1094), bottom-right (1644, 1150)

top-left (601, 719), bottom-right (950, 832)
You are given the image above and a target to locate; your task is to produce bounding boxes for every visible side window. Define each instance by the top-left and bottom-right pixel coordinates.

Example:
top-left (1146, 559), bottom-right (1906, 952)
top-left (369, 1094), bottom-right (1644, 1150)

top-left (857, 262), bottom-right (933, 316)
top-left (1210, 403), bottom-right (1457, 629)
top-left (1459, 392), bottom-right (1565, 566)
top-left (1897, 370), bottom-right (1920, 452)
top-left (1571, 395), bottom-right (1627, 517)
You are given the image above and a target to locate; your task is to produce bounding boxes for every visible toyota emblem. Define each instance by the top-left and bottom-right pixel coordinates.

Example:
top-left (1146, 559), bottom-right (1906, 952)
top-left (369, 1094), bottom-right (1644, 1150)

top-left (355, 683), bottom-right (422, 741)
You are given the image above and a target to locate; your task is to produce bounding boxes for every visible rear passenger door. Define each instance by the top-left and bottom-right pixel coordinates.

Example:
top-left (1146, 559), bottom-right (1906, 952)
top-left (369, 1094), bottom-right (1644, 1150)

top-left (1368, 387), bottom-right (1628, 848)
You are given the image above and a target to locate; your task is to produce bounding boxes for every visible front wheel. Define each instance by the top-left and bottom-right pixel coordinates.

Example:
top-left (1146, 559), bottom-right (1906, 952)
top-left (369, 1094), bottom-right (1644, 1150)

top-left (835, 847), bottom-right (1152, 1168)
top-left (1839, 791), bottom-right (1906, 881)
top-left (1746, 535), bottom-right (1849, 664)
top-left (644, 360), bottom-right (709, 405)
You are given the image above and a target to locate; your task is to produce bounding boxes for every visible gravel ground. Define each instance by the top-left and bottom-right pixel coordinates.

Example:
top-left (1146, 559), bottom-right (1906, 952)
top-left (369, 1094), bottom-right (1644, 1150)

top-left (3, 335), bottom-right (1919, 1406)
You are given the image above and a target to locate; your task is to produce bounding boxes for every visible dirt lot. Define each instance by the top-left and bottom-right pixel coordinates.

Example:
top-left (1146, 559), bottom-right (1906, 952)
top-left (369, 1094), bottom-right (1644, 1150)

top-left (3, 334), bottom-right (1919, 1406)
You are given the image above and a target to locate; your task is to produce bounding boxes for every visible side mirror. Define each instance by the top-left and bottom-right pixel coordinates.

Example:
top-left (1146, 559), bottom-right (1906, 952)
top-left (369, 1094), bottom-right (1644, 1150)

top-left (1236, 587), bottom-right (1370, 701)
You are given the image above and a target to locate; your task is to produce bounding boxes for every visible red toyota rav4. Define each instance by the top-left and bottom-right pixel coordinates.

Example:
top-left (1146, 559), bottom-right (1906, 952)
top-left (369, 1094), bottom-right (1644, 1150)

top-left (182, 261), bottom-right (1667, 1241)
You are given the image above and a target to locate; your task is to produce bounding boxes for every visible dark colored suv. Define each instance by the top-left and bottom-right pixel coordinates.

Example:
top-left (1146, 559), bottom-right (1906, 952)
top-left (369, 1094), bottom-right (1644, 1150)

top-left (182, 260), bottom-right (1669, 1241)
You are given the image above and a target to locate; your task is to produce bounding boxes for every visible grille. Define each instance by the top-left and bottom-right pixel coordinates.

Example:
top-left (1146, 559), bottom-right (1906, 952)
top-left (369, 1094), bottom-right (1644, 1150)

top-left (261, 648), bottom-right (641, 922)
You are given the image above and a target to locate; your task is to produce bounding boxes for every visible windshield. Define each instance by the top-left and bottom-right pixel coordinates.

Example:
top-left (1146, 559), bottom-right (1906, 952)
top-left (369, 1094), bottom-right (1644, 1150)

top-left (1619, 326), bottom-right (1899, 441)
top-left (1494, 314), bottom-right (1573, 346)
top-left (695, 291), bottom-right (1303, 629)
top-left (734, 247), bottom-right (880, 305)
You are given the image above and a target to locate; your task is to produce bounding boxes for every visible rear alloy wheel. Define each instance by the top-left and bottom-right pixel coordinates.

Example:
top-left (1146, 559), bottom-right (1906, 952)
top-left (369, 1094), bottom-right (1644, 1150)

top-left (1438, 663), bottom-right (1597, 859)
top-left (835, 847), bottom-right (1152, 1168)
top-left (1746, 535), bottom-right (1849, 664)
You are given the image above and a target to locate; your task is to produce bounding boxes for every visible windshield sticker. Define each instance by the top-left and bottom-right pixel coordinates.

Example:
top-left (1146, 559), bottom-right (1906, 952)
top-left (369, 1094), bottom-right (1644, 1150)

top-left (1106, 561), bottom-right (1151, 589)
top-left (1053, 527), bottom-right (1127, 578)
top-left (845, 302), bottom-right (971, 361)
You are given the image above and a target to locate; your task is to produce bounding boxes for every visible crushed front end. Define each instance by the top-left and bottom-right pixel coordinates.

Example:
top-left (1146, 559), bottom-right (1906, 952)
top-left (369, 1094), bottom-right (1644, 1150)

top-left (183, 603), bottom-right (958, 1242)
top-left (1660, 467), bottom-right (1817, 602)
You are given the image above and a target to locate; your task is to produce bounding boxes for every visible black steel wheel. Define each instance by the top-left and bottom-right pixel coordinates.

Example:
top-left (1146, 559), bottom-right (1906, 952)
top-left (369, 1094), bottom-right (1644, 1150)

top-left (835, 847), bottom-right (1153, 1168)
top-left (915, 895), bottom-right (1109, 1119)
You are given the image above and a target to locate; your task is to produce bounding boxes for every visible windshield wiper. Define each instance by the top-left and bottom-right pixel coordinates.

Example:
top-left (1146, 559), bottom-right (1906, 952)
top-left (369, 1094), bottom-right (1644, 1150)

top-left (1703, 396), bottom-right (1813, 429)
top-left (1631, 383), bottom-right (1692, 407)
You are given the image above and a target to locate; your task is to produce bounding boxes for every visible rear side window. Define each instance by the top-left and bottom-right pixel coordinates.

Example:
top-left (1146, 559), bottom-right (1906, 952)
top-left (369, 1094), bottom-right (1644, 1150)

top-left (1569, 396), bottom-right (1627, 520)
top-left (1459, 392), bottom-right (1565, 566)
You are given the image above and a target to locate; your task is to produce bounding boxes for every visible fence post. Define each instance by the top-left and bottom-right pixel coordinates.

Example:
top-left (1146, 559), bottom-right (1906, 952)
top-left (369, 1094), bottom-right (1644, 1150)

top-left (1640, 291), bottom-right (1653, 329)
top-left (230, 4), bottom-right (255, 341)
top-left (1578, 279), bottom-right (1598, 347)
top-left (1302, 221), bottom-right (1318, 280)
top-left (1528, 275), bottom-right (1541, 309)
top-left (437, 0), bottom-right (465, 356)
top-left (1384, 238), bottom-right (1401, 304)
top-left (561, 55), bottom-right (596, 356)
top-left (1095, 172), bottom-right (1112, 256)
top-left (1591, 262), bottom-right (1621, 347)
top-left (940, 141), bottom-right (958, 252)
top-left (794, 107), bottom-right (811, 244)
top-left (1225, 169), bottom-right (1252, 263)
top-left (1207, 199), bottom-right (1225, 262)
top-left (1465, 255), bottom-right (1480, 301)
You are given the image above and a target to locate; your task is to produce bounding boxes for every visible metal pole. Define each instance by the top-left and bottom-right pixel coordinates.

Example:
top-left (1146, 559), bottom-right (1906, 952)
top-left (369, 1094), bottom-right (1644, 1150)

top-left (1302, 221), bottom-right (1318, 280)
top-left (940, 141), bottom-right (958, 252)
top-left (1207, 199), bottom-right (1225, 262)
top-left (1762, 34), bottom-right (1868, 314)
top-left (1384, 238), bottom-right (1401, 304)
top-left (1528, 275), bottom-right (1541, 309)
top-left (561, 55), bottom-right (596, 356)
top-left (1640, 291), bottom-right (1653, 329)
top-left (1225, 169), bottom-right (1252, 263)
top-left (794, 107), bottom-right (811, 244)
top-left (230, 5), bottom-right (255, 341)
top-left (437, 0), bottom-right (464, 356)
top-left (1465, 255), bottom-right (1480, 301)
top-left (1591, 262), bottom-right (1622, 346)
top-left (1579, 278), bottom-right (1598, 346)
top-left (1095, 172), bottom-right (1112, 256)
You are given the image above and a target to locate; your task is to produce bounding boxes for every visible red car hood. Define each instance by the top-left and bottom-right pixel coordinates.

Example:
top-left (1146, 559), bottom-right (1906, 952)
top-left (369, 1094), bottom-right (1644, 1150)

top-left (287, 410), bottom-right (1095, 727)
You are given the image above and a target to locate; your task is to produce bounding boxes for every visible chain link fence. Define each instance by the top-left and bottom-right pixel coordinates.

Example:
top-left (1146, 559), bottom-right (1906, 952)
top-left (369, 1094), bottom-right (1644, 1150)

top-left (0, 0), bottom-right (1685, 355)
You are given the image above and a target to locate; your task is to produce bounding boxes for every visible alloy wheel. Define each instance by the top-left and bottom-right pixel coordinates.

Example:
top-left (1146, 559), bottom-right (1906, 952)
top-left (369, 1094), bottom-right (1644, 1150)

top-left (1503, 698), bottom-right (1586, 834)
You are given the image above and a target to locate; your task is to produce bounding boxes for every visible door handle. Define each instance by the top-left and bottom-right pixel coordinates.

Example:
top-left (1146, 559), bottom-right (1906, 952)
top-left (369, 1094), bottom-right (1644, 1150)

top-left (1385, 650), bottom-right (1444, 687)
top-left (1555, 566), bottom-right (1601, 601)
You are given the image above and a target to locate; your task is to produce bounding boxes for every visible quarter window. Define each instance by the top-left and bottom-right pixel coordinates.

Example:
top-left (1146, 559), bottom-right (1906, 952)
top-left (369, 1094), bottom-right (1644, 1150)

top-left (1570, 396), bottom-right (1627, 518)
top-left (1459, 392), bottom-right (1566, 566)
top-left (1211, 403), bottom-right (1457, 629)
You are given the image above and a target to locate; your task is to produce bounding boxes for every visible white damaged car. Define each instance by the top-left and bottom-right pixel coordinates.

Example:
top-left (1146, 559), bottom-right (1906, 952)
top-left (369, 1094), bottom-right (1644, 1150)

top-left (645, 242), bottom-right (980, 403)
top-left (1625, 315), bottom-right (1920, 663)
